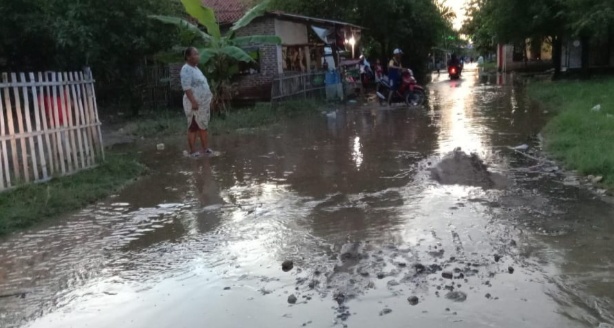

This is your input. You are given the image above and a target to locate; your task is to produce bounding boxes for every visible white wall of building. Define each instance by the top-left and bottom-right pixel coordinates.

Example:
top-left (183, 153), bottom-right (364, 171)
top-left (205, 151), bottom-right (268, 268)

top-left (274, 19), bottom-right (308, 45)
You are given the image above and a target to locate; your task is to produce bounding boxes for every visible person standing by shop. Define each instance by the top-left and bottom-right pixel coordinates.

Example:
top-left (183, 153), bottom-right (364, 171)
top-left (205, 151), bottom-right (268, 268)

top-left (374, 59), bottom-right (383, 83)
top-left (181, 47), bottom-right (213, 158)
top-left (359, 55), bottom-right (373, 88)
top-left (477, 55), bottom-right (485, 75)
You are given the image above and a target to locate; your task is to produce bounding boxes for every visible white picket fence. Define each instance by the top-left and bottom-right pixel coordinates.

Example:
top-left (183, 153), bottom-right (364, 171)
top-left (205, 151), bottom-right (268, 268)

top-left (0, 70), bottom-right (104, 191)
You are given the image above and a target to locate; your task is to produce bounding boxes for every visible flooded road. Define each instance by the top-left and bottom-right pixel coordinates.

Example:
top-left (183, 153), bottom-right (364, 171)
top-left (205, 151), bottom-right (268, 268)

top-left (1, 67), bottom-right (613, 327)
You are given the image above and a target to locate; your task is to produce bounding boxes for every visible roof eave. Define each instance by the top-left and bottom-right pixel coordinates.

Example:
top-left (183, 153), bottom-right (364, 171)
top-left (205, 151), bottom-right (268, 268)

top-left (265, 11), bottom-right (364, 30)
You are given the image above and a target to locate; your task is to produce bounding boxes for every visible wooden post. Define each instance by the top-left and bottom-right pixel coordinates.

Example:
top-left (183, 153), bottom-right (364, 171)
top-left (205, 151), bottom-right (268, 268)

top-left (0, 79), bottom-right (8, 189)
top-left (304, 46), bottom-right (311, 73)
top-left (67, 72), bottom-right (86, 169)
top-left (29, 72), bottom-right (49, 180)
top-left (85, 69), bottom-right (104, 161)
top-left (10, 73), bottom-right (30, 182)
top-left (3, 73), bottom-right (19, 181)
top-left (19, 73), bottom-right (39, 181)
top-left (552, 35), bottom-right (562, 80)
top-left (83, 68), bottom-right (103, 160)
top-left (50, 72), bottom-right (67, 174)
top-left (38, 72), bottom-right (57, 175)
top-left (83, 70), bottom-right (98, 159)
top-left (58, 73), bottom-right (75, 172)
top-left (61, 72), bottom-right (79, 170)
top-left (74, 72), bottom-right (93, 167)
top-left (78, 71), bottom-right (96, 165)
top-left (45, 73), bottom-right (59, 175)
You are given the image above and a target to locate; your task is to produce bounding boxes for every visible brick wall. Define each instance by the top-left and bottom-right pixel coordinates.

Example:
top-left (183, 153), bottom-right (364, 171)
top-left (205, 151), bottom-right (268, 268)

top-left (233, 17), bottom-right (279, 99)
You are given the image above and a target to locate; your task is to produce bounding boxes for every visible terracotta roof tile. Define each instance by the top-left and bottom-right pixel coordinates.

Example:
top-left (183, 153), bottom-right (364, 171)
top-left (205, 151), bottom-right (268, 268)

top-left (202, 0), bottom-right (247, 24)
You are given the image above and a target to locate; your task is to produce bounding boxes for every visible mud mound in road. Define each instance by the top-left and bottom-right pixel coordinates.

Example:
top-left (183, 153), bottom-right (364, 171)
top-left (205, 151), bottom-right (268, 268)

top-left (430, 149), bottom-right (507, 189)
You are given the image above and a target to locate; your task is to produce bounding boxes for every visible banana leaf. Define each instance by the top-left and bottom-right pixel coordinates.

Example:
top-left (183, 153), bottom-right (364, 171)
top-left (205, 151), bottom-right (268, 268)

top-left (232, 35), bottom-right (281, 46)
top-left (218, 46), bottom-right (255, 62)
top-left (198, 46), bottom-right (255, 63)
top-left (231, 0), bottom-right (270, 32)
top-left (180, 0), bottom-right (221, 39)
top-left (198, 48), bottom-right (217, 64)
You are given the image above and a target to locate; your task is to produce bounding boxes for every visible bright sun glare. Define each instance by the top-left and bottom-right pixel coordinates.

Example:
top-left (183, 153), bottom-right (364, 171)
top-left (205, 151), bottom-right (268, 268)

top-left (445, 0), bottom-right (469, 30)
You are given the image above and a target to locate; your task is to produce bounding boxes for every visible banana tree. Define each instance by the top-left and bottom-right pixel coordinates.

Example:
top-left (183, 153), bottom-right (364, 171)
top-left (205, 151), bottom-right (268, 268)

top-left (150, 0), bottom-right (281, 113)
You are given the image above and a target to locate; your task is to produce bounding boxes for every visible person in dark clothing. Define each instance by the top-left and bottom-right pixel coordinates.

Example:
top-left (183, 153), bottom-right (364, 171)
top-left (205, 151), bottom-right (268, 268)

top-left (448, 53), bottom-right (460, 67)
top-left (448, 53), bottom-right (462, 74)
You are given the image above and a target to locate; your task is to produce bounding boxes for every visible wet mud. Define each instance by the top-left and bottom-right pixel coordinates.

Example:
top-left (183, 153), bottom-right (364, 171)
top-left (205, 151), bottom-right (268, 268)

top-left (430, 148), bottom-right (508, 189)
top-left (0, 66), bottom-right (613, 328)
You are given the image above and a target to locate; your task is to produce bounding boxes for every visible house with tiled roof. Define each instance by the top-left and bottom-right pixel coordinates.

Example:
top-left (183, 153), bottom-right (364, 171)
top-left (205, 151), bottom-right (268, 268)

top-left (202, 0), bottom-right (247, 25)
top-left (201, 0), bottom-right (362, 101)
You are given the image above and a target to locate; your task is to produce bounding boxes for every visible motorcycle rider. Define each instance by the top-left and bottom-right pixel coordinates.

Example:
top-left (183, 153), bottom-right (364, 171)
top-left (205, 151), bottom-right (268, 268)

top-left (448, 53), bottom-right (462, 75)
top-left (376, 48), bottom-right (424, 106)
top-left (387, 48), bottom-right (415, 102)
top-left (388, 48), bottom-right (404, 69)
top-left (388, 48), bottom-right (404, 90)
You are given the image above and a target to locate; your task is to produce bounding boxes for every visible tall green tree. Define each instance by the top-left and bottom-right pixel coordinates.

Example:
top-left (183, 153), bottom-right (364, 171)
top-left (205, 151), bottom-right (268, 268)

top-left (461, 0), bottom-right (495, 55)
top-left (564, 0), bottom-right (614, 40)
top-left (463, 0), bottom-right (612, 75)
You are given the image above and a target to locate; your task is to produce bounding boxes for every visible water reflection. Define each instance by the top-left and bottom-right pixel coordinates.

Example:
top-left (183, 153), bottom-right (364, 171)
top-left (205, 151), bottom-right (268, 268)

top-left (435, 76), bottom-right (488, 154)
top-left (1, 71), bottom-right (613, 328)
top-left (351, 136), bottom-right (363, 169)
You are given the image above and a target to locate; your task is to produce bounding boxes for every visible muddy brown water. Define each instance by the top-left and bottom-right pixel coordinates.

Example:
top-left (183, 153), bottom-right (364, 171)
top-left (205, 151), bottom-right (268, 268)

top-left (1, 66), bottom-right (613, 327)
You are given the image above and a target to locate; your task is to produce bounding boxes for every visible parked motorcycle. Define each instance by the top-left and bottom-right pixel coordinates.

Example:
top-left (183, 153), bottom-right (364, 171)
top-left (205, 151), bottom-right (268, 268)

top-left (376, 69), bottom-right (426, 107)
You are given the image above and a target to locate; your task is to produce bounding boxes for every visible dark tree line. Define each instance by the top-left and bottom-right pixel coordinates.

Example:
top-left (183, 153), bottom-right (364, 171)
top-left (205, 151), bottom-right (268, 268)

top-left (0, 0), bottom-right (179, 112)
top-left (462, 0), bottom-right (614, 75)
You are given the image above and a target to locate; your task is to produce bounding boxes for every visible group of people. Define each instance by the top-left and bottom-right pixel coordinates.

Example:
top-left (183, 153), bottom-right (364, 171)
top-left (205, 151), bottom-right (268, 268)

top-left (358, 48), bottom-right (409, 87)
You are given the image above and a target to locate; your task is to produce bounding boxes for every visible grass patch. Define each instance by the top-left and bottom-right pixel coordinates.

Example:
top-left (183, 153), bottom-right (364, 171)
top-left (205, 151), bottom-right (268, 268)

top-left (132, 111), bottom-right (185, 138)
top-left (211, 99), bottom-right (322, 133)
top-left (132, 100), bottom-right (322, 138)
top-left (527, 78), bottom-right (614, 187)
top-left (481, 61), bottom-right (497, 72)
top-left (0, 153), bottom-right (146, 236)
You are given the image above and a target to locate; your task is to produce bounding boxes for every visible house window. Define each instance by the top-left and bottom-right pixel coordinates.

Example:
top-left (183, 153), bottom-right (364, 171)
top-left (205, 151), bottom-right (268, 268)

top-left (237, 48), bottom-right (260, 75)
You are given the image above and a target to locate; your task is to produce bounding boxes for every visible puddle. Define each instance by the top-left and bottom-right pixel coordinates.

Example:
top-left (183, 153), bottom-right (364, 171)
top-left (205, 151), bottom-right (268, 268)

top-left (1, 67), bottom-right (613, 328)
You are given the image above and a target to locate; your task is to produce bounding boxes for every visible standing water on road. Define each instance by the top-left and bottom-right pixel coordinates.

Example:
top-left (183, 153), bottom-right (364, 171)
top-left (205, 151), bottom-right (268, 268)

top-left (1, 67), bottom-right (613, 328)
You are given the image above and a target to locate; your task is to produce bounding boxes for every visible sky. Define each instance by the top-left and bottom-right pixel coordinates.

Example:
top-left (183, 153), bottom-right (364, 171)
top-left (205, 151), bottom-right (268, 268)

top-left (444, 0), bottom-right (469, 30)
